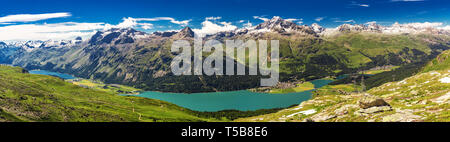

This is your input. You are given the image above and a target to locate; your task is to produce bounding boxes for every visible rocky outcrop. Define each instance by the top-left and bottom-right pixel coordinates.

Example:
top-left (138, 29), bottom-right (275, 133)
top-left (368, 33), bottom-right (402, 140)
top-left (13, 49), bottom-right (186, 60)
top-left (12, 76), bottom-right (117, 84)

top-left (153, 31), bottom-right (178, 37)
top-left (354, 94), bottom-right (393, 115)
top-left (153, 70), bottom-right (169, 78)
top-left (358, 94), bottom-right (390, 109)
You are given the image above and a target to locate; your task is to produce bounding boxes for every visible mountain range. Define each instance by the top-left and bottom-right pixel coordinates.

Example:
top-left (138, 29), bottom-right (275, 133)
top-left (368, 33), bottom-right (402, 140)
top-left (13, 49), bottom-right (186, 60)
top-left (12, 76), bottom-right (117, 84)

top-left (1, 16), bottom-right (449, 93)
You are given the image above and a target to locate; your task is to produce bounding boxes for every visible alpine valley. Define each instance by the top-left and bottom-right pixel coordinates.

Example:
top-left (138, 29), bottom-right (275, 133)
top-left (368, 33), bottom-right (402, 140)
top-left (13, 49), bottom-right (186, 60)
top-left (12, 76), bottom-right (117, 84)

top-left (0, 16), bottom-right (449, 122)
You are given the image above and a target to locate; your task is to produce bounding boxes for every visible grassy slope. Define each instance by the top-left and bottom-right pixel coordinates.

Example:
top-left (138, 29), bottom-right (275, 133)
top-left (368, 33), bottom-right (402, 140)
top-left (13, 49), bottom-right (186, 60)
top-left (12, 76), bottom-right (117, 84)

top-left (69, 78), bottom-right (141, 94)
top-left (236, 50), bottom-right (450, 122)
top-left (269, 82), bottom-right (315, 94)
top-left (271, 32), bottom-right (448, 82)
top-left (0, 65), bottom-right (219, 122)
top-left (422, 50), bottom-right (450, 72)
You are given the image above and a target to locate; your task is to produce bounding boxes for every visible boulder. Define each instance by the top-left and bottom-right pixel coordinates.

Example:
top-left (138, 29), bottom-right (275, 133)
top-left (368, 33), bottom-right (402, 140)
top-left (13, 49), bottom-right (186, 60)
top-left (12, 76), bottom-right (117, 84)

top-left (358, 94), bottom-right (390, 109)
top-left (303, 118), bottom-right (314, 122)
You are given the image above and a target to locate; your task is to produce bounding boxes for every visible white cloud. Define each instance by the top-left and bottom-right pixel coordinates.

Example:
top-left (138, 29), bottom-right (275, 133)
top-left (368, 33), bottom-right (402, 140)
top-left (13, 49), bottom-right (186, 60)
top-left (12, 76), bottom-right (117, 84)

top-left (238, 20), bottom-right (245, 23)
top-left (315, 17), bottom-right (325, 22)
top-left (205, 17), bottom-right (222, 21)
top-left (0, 22), bottom-right (105, 41)
top-left (253, 16), bottom-right (269, 21)
top-left (243, 21), bottom-right (253, 28)
top-left (219, 21), bottom-right (232, 25)
top-left (114, 17), bottom-right (154, 30)
top-left (349, 1), bottom-right (369, 7)
top-left (335, 19), bottom-right (356, 23)
top-left (284, 17), bottom-right (303, 24)
top-left (285, 18), bottom-right (302, 22)
top-left (108, 16), bottom-right (190, 30)
top-left (0, 13), bottom-right (190, 41)
top-left (108, 17), bottom-right (190, 30)
top-left (365, 21), bottom-right (377, 25)
top-left (133, 17), bottom-right (191, 26)
top-left (193, 19), bottom-right (237, 37)
top-left (359, 4), bottom-right (370, 7)
top-left (0, 12), bottom-right (71, 24)
top-left (116, 17), bottom-right (139, 28)
top-left (140, 23), bottom-right (154, 30)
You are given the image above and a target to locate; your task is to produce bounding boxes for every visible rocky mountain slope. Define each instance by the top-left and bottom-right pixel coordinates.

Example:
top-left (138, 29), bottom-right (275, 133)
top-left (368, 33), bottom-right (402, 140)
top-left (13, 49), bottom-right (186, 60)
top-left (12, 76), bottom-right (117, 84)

top-left (7, 27), bottom-right (263, 93)
top-left (236, 50), bottom-right (450, 122)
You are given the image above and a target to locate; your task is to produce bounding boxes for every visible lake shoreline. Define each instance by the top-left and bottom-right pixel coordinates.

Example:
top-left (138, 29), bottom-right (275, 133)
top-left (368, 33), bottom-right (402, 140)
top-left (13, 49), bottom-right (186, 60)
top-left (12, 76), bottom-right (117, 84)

top-left (28, 69), bottom-right (335, 112)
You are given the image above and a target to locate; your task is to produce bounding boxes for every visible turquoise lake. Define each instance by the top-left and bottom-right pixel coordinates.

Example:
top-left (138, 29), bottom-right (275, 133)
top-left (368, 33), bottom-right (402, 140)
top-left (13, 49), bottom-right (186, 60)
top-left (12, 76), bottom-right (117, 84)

top-left (132, 79), bottom-right (334, 112)
top-left (29, 70), bottom-right (76, 80)
top-left (29, 70), bottom-right (334, 112)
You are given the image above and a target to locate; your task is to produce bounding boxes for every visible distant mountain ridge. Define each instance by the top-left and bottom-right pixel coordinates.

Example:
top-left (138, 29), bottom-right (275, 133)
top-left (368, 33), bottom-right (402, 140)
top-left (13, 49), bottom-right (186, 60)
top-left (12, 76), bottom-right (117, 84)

top-left (203, 17), bottom-right (450, 38)
top-left (4, 38), bottom-right (83, 52)
top-left (3, 17), bottom-right (449, 50)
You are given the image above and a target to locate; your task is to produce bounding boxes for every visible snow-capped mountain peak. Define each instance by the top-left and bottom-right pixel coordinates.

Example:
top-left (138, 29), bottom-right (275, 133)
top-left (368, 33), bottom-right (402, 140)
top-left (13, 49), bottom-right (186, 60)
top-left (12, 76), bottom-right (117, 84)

top-left (2, 37), bottom-right (83, 52)
top-left (88, 28), bottom-right (148, 45)
top-left (247, 16), bottom-right (316, 35)
top-left (311, 23), bottom-right (325, 33)
top-left (0, 42), bottom-right (7, 48)
top-left (256, 16), bottom-right (297, 31)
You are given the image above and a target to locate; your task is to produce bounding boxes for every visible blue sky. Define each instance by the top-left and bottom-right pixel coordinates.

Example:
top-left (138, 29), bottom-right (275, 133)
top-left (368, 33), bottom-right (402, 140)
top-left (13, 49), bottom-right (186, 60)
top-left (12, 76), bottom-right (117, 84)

top-left (1, 0), bottom-right (449, 41)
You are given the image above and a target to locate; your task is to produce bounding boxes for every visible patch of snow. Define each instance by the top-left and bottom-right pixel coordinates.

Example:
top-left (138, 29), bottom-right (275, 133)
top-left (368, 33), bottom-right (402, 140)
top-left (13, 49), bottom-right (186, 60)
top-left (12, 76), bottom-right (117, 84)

top-left (286, 109), bottom-right (316, 118)
top-left (397, 80), bottom-right (407, 85)
top-left (134, 34), bottom-right (149, 39)
top-left (248, 28), bottom-right (271, 34)
top-left (439, 77), bottom-right (450, 83)
top-left (291, 106), bottom-right (303, 110)
top-left (429, 71), bottom-right (441, 76)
